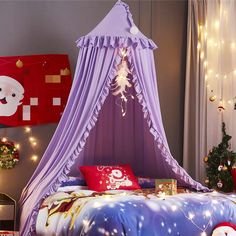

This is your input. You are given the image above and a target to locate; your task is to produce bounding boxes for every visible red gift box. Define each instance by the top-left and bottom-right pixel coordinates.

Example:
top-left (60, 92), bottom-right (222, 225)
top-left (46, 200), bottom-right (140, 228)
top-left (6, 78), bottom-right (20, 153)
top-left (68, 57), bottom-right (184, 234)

top-left (0, 232), bottom-right (18, 236)
top-left (232, 168), bottom-right (236, 191)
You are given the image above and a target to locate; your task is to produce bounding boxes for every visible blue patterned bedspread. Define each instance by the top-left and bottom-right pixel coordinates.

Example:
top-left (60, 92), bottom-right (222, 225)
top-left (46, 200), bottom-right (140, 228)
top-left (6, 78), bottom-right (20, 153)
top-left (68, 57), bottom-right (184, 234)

top-left (36, 189), bottom-right (236, 236)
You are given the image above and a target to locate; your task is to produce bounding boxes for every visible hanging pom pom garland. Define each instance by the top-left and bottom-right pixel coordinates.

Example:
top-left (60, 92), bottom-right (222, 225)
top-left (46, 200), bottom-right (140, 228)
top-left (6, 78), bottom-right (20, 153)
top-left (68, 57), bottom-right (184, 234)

top-left (112, 48), bottom-right (134, 116)
top-left (0, 138), bottom-right (19, 169)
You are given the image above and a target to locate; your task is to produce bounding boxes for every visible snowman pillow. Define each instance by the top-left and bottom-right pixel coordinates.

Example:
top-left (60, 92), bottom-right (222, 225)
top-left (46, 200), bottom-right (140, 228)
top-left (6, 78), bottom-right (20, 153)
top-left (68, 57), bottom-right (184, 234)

top-left (79, 165), bottom-right (140, 192)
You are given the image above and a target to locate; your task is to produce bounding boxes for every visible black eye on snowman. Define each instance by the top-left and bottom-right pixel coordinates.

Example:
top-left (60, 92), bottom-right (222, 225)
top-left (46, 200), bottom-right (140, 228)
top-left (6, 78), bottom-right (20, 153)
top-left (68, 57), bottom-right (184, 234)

top-left (112, 170), bottom-right (122, 178)
top-left (12, 93), bottom-right (16, 97)
top-left (0, 88), bottom-right (2, 92)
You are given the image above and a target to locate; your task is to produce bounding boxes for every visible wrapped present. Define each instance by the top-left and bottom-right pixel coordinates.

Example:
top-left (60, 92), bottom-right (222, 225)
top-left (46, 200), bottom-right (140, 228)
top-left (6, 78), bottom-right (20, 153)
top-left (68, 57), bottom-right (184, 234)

top-left (155, 179), bottom-right (177, 195)
top-left (232, 168), bottom-right (236, 191)
top-left (0, 232), bottom-right (18, 236)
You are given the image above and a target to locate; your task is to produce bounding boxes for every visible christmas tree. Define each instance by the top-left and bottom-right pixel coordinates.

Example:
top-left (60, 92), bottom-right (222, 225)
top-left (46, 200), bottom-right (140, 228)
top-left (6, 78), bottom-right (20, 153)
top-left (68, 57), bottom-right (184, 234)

top-left (204, 122), bottom-right (236, 192)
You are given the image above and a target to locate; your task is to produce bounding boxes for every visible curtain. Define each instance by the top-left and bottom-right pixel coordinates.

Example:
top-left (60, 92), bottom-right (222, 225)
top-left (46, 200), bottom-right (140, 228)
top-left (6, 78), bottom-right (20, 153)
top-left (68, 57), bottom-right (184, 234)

top-left (183, 0), bottom-right (207, 183)
top-left (205, 0), bottom-right (236, 151)
top-left (19, 46), bottom-right (118, 235)
top-left (184, 0), bottom-right (236, 183)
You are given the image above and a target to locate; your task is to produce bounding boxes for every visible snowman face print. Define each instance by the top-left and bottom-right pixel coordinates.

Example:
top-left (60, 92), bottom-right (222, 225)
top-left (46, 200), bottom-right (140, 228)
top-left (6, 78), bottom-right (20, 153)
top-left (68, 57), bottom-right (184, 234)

top-left (0, 76), bottom-right (24, 116)
top-left (107, 168), bottom-right (132, 189)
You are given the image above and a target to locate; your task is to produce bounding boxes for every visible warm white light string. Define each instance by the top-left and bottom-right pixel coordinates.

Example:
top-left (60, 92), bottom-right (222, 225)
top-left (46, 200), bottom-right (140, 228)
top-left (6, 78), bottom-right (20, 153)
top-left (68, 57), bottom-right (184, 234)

top-left (197, 1), bottom-right (236, 151)
top-left (198, 18), bottom-right (236, 112)
top-left (111, 48), bottom-right (134, 117)
top-left (24, 126), bottom-right (39, 162)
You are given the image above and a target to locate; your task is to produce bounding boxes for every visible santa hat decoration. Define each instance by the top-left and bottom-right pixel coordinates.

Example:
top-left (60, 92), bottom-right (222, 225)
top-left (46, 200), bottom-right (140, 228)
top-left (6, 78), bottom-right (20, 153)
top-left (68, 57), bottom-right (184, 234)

top-left (212, 222), bottom-right (236, 236)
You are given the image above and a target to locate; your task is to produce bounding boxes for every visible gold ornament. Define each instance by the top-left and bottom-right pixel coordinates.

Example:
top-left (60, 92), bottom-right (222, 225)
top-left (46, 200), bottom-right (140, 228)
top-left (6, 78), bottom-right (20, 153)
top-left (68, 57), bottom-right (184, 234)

top-left (223, 165), bottom-right (228, 171)
top-left (204, 179), bottom-right (209, 184)
top-left (16, 59), bottom-right (23, 68)
top-left (204, 156), bottom-right (208, 162)
top-left (209, 95), bottom-right (216, 102)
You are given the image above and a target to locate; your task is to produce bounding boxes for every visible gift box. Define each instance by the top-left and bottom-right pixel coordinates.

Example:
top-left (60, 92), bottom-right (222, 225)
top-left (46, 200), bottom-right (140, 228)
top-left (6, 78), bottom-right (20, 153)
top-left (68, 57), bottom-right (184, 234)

top-left (0, 232), bottom-right (18, 236)
top-left (155, 179), bottom-right (177, 195)
top-left (232, 168), bottom-right (236, 191)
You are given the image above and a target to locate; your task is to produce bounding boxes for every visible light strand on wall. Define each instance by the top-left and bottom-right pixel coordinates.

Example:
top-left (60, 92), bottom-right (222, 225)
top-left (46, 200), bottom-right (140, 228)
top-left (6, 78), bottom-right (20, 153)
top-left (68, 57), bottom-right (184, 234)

top-left (24, 126), bottom-right (39, 162)
top-left (198, 18), bottom-right (236, 113)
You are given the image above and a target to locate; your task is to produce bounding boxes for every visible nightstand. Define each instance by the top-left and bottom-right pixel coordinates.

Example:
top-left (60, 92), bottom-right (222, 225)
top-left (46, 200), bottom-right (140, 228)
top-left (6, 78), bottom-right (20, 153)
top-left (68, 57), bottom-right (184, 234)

top-left (0, 193), bottom-right (16, 231)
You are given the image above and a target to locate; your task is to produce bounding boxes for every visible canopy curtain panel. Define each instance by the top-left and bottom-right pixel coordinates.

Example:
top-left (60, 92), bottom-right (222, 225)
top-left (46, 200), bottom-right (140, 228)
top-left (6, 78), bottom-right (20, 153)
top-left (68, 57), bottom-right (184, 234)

top-left (20, 1), bottom-right (207, 235)
top-left (184, 0), bottom-right (236, 183)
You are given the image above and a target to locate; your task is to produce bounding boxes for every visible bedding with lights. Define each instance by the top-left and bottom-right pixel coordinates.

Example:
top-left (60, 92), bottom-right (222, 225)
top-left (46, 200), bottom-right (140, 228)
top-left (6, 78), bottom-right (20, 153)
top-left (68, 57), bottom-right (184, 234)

top-left (36, 190), bottom-right (236, 236)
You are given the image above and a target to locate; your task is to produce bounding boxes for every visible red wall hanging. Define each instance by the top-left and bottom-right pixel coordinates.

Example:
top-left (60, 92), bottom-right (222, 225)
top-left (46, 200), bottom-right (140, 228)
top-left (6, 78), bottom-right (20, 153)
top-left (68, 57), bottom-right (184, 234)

top-left (0, 54), bottom-right (72, 126)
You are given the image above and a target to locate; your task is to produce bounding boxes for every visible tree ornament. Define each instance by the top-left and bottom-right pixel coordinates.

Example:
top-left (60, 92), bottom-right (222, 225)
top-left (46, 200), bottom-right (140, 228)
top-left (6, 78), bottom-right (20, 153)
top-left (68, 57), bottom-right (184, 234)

top-left (218, 99), bottom-right (225, 112)
top-left (218, 164), bottom-right (223, 171)
top-left (0, 139), bottom-right (19, 169)
top-left (217, 180), bottom-right (223, 188)
top-left (223, 165), bottom-right (228, 171)
top-left (228, 160), bottom-right (231, 166)
top-left (209, 95), bottom-right (216, 102)
top-left (203, 156), bottom-right (208, 162)
top-left (204, 179), bottom-right (209, 184)
top-left (16, 59), bottom-right (23, 68)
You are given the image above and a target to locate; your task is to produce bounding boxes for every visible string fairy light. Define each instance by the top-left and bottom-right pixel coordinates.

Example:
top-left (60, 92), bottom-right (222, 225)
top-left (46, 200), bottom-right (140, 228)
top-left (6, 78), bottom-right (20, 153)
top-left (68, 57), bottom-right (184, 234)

top-left (24, 126), bottom-right (39, 162)
top-left (111, 48), bottom-right (134, 117)
top-left (198, 7), bottom-right (236, 117)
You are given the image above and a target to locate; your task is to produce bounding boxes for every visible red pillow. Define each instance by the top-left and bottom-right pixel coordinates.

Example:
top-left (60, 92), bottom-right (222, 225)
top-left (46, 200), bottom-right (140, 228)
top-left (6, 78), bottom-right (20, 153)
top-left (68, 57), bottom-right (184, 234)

top-left (79, 165), bottom-right (140, 192)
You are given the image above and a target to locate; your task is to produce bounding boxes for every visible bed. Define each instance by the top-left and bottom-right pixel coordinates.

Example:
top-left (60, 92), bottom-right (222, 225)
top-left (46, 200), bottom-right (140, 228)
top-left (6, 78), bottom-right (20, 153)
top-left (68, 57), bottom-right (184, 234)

top-left (36, 186), bottom-right (236, 236)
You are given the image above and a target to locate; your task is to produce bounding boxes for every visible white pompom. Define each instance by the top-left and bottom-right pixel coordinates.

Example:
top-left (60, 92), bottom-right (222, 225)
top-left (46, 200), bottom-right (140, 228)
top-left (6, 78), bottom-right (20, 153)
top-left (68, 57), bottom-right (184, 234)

top-left (228, 231), bottom-right (236, 236)
top-left (212, 226), bottom-right (236, 236)
top-left (130, 26), bottom-right (139, 35)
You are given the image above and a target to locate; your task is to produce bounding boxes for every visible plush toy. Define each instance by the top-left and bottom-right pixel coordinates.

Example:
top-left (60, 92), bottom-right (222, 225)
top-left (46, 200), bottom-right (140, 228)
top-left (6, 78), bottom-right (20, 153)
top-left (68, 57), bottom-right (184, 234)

top-left (212, 222), bottom-right (236, 236)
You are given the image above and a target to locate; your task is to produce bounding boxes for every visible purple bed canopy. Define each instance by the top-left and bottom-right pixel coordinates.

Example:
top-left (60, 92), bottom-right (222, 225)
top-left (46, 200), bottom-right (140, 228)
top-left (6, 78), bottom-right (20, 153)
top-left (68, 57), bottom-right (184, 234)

top-left (19, 1), bottom-right (208, 235)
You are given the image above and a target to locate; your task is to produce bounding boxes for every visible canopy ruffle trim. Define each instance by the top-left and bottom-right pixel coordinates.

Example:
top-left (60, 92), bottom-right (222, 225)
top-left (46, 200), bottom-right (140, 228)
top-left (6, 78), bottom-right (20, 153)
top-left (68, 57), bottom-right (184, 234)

top-left (27, 52), bottom-right (122, 235)
top-left (76, 35), bottom-right (157, 50)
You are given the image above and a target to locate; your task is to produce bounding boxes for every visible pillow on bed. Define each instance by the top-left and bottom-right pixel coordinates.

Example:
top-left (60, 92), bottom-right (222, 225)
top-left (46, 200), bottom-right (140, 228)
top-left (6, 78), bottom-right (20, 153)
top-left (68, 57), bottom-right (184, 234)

top-left (60, 176), bottom-right (86, 187)
top-left (79, 165), bottom-right (140, 192)
top-left (138, 177), bottom-right (155, 188)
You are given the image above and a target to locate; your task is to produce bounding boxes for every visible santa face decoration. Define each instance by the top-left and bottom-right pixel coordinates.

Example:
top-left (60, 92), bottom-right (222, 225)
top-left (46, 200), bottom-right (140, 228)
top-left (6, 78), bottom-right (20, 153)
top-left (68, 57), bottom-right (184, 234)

top-left (212, 222), bottom-right (236, 236)
top-left (0, 76), bottom-right (24, 116)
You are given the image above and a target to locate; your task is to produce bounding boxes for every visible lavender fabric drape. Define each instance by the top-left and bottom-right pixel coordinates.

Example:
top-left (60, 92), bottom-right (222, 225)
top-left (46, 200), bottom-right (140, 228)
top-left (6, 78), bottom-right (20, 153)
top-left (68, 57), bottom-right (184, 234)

top-left (130, 48), bottom-right (206, 187)
top-left (20, 46), bottom-right (119, 235)
top-left (20, 1), bottom-right (208, 235)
